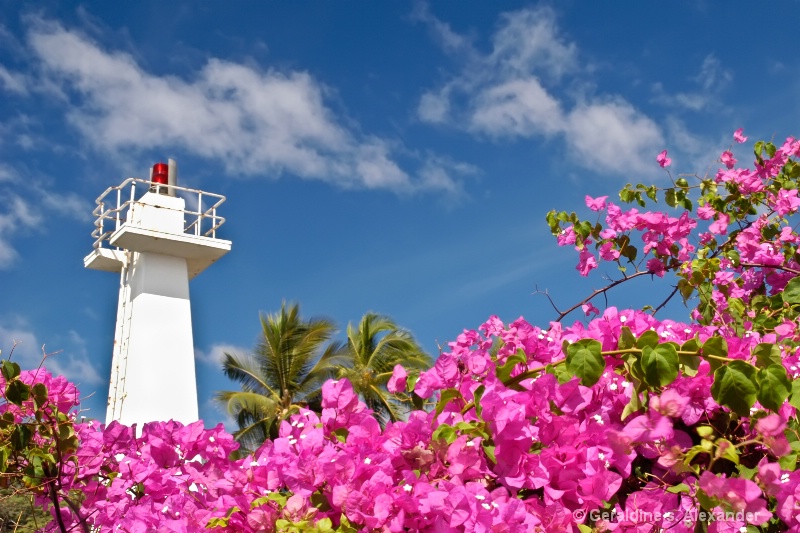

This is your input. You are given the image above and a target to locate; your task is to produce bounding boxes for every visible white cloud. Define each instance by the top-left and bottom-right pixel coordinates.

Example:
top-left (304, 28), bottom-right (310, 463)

top-left (664, 117), bottom-right (734, 176)
top-left (0, 194), bottom-right (41, 268)
top-left (0, 164), bottom-right (13, 182)
top-left (417, 91), bottom-right (450, 124)
top-left (0, 320), bottom-right (103, 387)
top-left (470, 77), bottom-right (564, 137)
top-left (411, 3), bottom-right (474, 56)
top-left (195, 343), bottom-right (248, 366)
top-left (0, 165), bottom-right (88, 269)
top-left (25, 19), bottom-right (462, 194)
top-left (693, 54), bottom-right (732, 92)
top-left (416, 6), bottom-right (664, 177)
top-left (651, 54), bottom-right (732, 112)
top-left (565, 101), bottom-right (664, 176)
top-left (489, 7), bottom-right (577, 80)
top-left (0, 65), bottom-right (28, 94)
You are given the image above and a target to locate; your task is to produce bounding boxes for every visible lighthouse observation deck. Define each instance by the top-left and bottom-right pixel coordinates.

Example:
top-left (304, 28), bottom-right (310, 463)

top-left (84, 177), bottom-right (231, 279)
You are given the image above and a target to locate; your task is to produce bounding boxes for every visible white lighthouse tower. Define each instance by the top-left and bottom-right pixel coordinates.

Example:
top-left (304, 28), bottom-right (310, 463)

top-left (84, 160), bottom-right (231, 428)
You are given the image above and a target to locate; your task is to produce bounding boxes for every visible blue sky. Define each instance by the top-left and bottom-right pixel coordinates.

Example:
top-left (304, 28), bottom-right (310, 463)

top-left (1, 2), bottom-right (799, 426)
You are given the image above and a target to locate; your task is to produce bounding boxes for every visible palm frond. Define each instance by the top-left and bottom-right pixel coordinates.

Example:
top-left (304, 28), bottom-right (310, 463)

top-left (215, 301), bottom-right (350, 450)
top-left (343, 312), bottom-right (433, 424)
top-left (221, 352), bottom-right (278, 397)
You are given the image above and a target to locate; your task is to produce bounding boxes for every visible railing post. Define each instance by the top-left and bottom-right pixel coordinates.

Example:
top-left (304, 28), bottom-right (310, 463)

top-left (98, 202), bottom-right (104, 244)
top-left (116, 187), bottom-right (122, 232)
top-left (197, 192), bottom-right (203, 236)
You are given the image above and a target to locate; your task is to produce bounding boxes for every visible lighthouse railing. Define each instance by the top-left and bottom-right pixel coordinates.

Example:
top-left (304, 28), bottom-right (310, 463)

top-left (90, 178), bottom-right (227, 250)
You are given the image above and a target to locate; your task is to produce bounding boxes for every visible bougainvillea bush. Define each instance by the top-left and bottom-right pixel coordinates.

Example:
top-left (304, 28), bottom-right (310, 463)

top-left (4, 130), bottom-right (800, 531)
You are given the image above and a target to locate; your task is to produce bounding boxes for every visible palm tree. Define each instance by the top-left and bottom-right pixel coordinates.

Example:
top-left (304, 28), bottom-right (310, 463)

top-left (338, 313), bottom-right (432, 426)
top-left (216, 302), bottom-right (349, 454)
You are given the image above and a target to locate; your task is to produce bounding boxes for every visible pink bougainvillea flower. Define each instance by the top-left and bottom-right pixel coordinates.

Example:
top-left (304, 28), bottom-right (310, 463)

top-left (720, 150), bottom-right (736, 169)
top-left (646, 258), bottom-right (666, 277)
top-left (696, 205), bottom-right (715, 220)
top-left (585, 195), bottom-right (608, 212)
top-left (656, 150), bottom-right (671, 168)
top-left (734, 128), bottom-right (748, 143)
top-left (708, 213), bottom-right (729, 235)
top-left (773, 189), bottom-right (800, 216)
top-left (387, 364), bottom-right (408, 393)
top-left (582, 302), bottom-right (600, 316)
top-left (598, 241), bottom-right (620, 261)
top-left (576, 248), bottom-right (598, 276)
top-left (699, 472), bottom-right (772, 525)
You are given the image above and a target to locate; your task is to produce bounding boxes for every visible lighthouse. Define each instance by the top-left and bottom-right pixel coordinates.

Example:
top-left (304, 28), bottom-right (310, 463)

top-left (84, 160), bottom-right (231, 428)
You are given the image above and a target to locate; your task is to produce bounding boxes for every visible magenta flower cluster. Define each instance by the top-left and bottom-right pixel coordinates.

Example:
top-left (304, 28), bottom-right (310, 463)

top-left (16, 305), bottom-right (800, 531)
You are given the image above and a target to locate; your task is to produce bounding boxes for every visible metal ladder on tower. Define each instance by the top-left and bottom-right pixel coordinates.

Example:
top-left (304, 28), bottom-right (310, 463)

top-left (107, 252), bottom-right (134, 422)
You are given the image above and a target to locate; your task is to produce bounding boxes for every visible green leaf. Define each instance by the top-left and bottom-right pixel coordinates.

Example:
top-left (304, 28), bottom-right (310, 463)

top-left (550, 362), bottom-right (573, 384)
top-left (434, 388), bottom-right (464, 417)
top-left (790, 379), bottom-right (800, 410)
top-left (711, 360), bottom-right (758, 417)
top-left (620, 185), bottom-right (635, 203)
top-left (779, 453), bottom-right (797, 471)
top-left (310, 490), bottom-right (331, 512)
top-left (695, 488), bottom-right (718, 512)
top-left (635, 330), bottom-right (660, 349)
top-left (266, 491), bottom-right (288, 507)
top-left (1, 360), bottom-right (20, 381)
top-left (677, 279), bottom-right (694, 304)
top-left (432, 423), bottom-right (457, 444)
top-left (756, 364), bottom-right (791, 412)
top-left (753, 343), bottom-right (782, 368)
top-left (640, 344), bottom-right (679, 387)
top-left (496, 352), bottom-right (527, 383)
top-left (482, 442), bottom-right (497, 464)
top-left (617, 326), bottom-right (635, 350)
top-left (32, 383), bottom-right (48, 408)
top-left (621, 243), bottom-right (637, 262)
top-left (621, 391), bottom-right (642, 420)
top-left (10, 425), bottom-right (32, 451)
top-left (681, 350), bottom-right (701, 378)
top-left (332, 427), bottom-right (348, 444)
top-left (565, 339), bottom-right (605, 387)
top-left (681, 337), bottom-right (699, 353)
top-left (702, 336), bottom-right (728, 359)
top-left (736, 463), bottom-right (758, 480)
top-left (684, 444), bottom-right (711, 468)
top-left (250, 495), bottom-right (271, 509)
top-left (6, 380), bottom-right (30, 405)
top-left (783, 277), bottom-right (800, 304)
top-left (695, 426), bottom-right (714, 438)
top-left (472, 385), bottom-right (485, 419)
top-left (666, 482), bottom-right (691, 494)
top-left (0, 446), bottom-right (8, 475)
top-left (754, 140), bottom-right (765, 159)
top-left (714, 438), bottom-right (740, 465)
top-left (665, 188), bottom-right (677, 207)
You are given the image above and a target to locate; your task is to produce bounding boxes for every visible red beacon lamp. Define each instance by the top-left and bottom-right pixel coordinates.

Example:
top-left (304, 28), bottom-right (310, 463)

top-left (150, 160), bottom-right (177, 196)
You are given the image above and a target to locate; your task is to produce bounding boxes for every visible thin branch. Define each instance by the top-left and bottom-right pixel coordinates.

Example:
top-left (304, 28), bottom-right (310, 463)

top-left (532, 285), bottom-right (562, 315)
top-left (652, 285), bottom-right (680, 316)
top-left (552, 270), bottom-right (652, 322)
